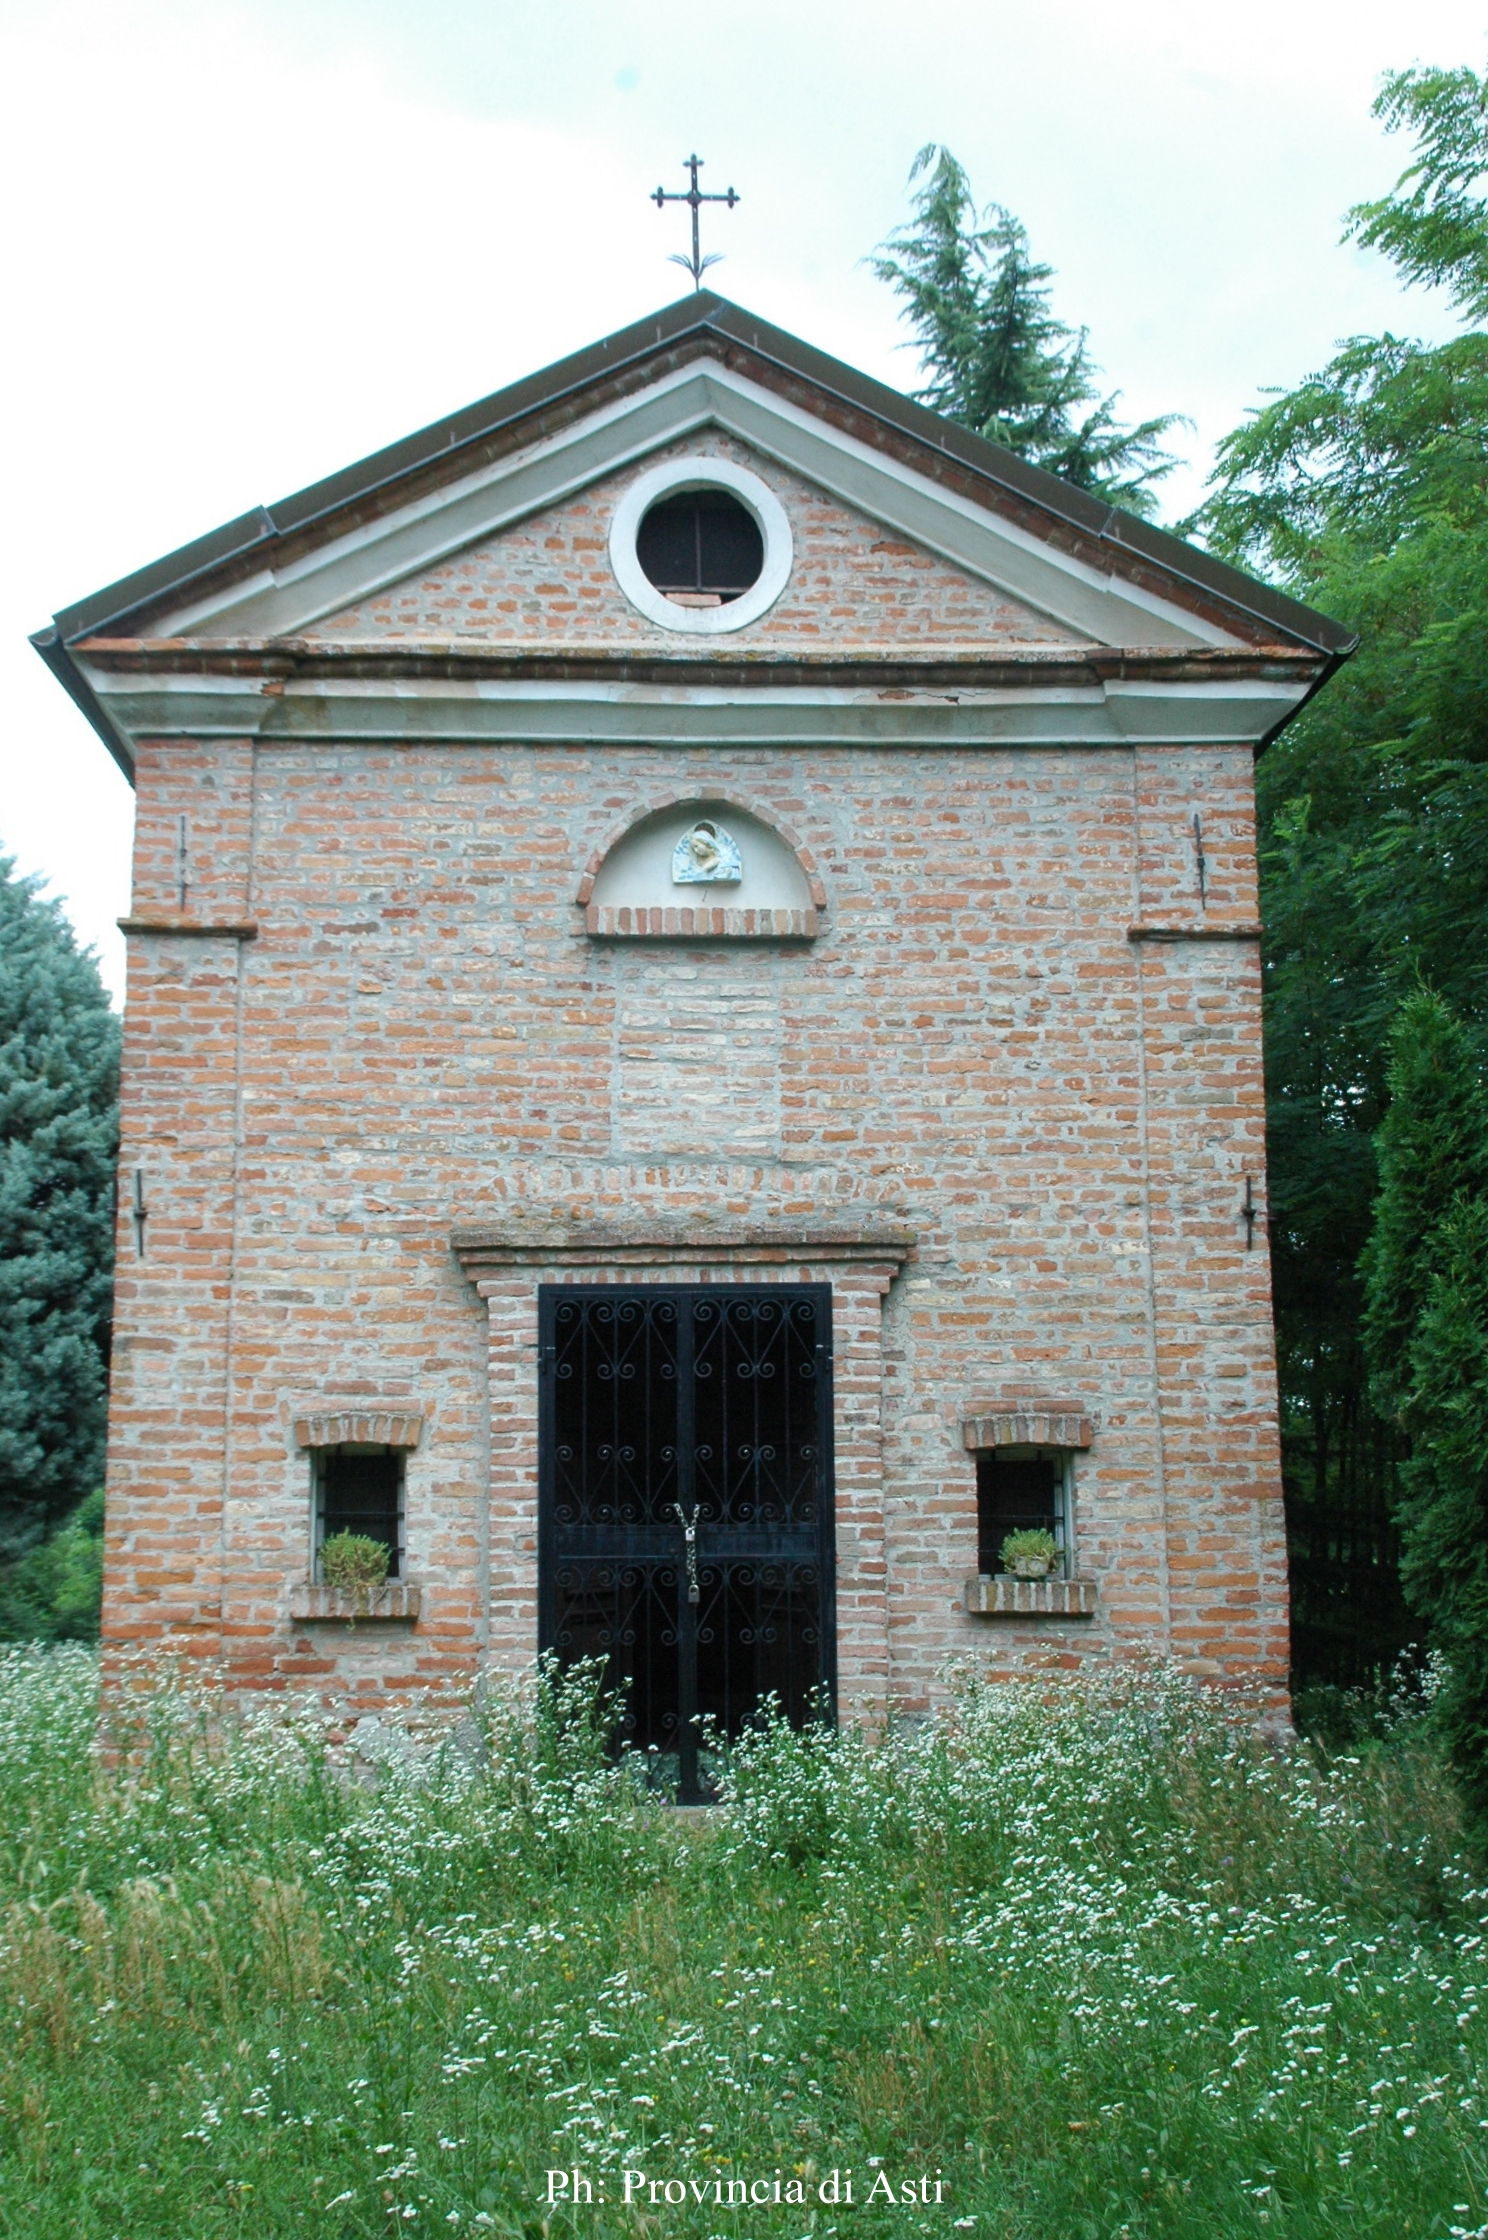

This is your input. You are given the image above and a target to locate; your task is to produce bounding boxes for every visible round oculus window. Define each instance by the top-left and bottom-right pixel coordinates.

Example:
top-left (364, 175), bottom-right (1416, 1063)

top-left (607, 457), bottom-right (793, 635)
top-left (636, 489), bottom-right (764, 608)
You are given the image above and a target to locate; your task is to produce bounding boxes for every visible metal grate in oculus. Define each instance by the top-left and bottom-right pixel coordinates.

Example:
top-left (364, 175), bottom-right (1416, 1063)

top-left (538, 1284), bottom-right (834, 1803)
top-left (636, 488), bottom-right (764, 603)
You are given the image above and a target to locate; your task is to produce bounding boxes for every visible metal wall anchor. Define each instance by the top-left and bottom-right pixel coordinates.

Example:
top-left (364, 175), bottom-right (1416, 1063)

top-left (672, 1502), bottom-right (701, 1603)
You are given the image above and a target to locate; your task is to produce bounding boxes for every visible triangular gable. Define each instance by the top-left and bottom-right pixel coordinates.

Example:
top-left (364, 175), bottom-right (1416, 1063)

top-left (118, 353), bottom-right (1238, 653)
top-left (304, 432), bottom-right (1087, 652)
top-left (33, 293), bottom-right (1355, 778)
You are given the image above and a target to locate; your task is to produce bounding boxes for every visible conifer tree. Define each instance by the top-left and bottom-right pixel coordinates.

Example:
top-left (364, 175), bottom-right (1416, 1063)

top-left (0, 856), bottom-right (119, 1558)
top-left (871, 144), bottom-right (1185, 515)
top-left (1392, 1198), bottom-right (1488, 1837)
top-left (1361, 987), bottom-right (1488, 1421)
top-left (1362, 988), bottom-right (1488, 1836)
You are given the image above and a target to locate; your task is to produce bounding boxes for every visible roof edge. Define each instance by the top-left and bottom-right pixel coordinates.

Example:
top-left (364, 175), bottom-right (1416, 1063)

top-left (42, 291), bottom-right (1354, 662)
top-left (51, 508), bottom-right (277, 646)
top-left (698, 301), bottom-right (1354, 658)
top-left (49, 298), bottom-right (717, 646)
top-left (29, 628), bottom-right (135, 781)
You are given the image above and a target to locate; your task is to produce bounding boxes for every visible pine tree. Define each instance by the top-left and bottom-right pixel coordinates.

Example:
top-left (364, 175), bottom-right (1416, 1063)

top-left (870, 144), bottom-right (1186, 515)
top-left (0, 856), bottom-right (119, 1558)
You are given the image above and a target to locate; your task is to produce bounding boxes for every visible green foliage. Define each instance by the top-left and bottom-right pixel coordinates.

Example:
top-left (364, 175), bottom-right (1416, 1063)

top-left (1194, 61), bottom-right (1488, 1682)
top-left (0, 1653), bottom-right (1481, 2234)
top-left (0, 1487), bottom-right (104, 1644)
top-left (1347, 65), bottom-right (1488, 325)
top-left (0, 856), bottom-right (119, 1558)
top-left (1355, 986), bottom-right (1488, 1843)
top-left (1292, 1656), bottom-right (1437, 1755)
top-left (318, 1530), bottom-right (390, 1596)
top-left (871, 144), bottom-right (1186, 515)
top-left (1198, 332), bottom-right (1488, 573)
top-left (1392, 1197), bottom-right (1488, 1841)
top-left (997, 1526), bottom-right (1058, 1572)
top-left (1362, 990), bottom-right (1488, 1418)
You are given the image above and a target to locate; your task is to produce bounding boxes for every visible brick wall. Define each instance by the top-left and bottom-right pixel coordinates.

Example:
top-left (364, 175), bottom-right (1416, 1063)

top-left (105, 723), bottom-right (1287, 1718)
top-left (307, 432), bottom-right (1083, 651)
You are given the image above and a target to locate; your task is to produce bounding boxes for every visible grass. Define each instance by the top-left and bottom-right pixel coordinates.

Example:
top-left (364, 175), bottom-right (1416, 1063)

top-left (0, 1651), bottom-right (1484, 2239)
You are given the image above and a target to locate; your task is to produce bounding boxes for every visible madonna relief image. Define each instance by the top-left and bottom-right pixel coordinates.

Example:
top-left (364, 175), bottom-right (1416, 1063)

top-left (671, 819), bottom-right (743, 885)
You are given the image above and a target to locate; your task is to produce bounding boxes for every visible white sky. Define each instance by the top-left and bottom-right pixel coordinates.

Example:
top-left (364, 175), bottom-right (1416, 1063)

top-left (2, 0), bottom-right (1483, 1000)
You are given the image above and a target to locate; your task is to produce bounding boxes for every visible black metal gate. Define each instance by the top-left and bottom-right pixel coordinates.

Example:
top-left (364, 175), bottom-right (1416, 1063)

top-left (538, 1285), bottom-right (835, 1802)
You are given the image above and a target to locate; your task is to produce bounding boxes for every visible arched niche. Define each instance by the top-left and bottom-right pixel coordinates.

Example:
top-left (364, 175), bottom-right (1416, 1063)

top-left (581, 800), bottom-right (821, 939)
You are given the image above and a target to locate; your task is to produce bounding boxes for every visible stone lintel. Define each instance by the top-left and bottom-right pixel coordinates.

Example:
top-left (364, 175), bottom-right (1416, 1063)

top-left (1127, 923), bottom-right (1262, 943)
top-left (586, 904), bottom-right (818, 939)
top-left (293, 1408), bottom-right (424, 1450)
top-left (963, 1409), bottom-right (1094, 1451)
top-left (451, 1224), bottom-right (917, 1275)
top-left (119, 916), bottom-right (259, 939)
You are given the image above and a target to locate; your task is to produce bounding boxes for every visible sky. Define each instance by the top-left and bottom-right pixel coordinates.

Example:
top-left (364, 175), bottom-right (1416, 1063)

top-left (2, 0), bottom-right (1484, 1002)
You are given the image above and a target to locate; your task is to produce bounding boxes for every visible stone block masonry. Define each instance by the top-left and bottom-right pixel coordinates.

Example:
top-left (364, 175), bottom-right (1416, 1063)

top-left (104, 726), bottom-right (1287, 1720)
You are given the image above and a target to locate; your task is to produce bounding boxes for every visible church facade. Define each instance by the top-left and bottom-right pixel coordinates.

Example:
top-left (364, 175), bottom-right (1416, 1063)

top-left (36, 297), bottom-right (1351, 1755)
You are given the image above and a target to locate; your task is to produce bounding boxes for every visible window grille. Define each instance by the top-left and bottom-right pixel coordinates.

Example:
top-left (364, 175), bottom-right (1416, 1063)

top-left (636, 488), bottom-right (764, 602)
top-left (317, 1445), bottom-right (403, 1577)
top-left (975, 1447), bottom-right (1071, 1575)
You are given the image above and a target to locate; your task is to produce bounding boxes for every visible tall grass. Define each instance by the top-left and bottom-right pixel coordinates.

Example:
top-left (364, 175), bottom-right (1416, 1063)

top-left (0, 1648), bottom-right (1482, 2238)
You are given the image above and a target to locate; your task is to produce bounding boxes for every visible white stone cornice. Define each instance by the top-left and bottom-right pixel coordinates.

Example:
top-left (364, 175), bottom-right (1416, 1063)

top-left (79, 663), bottom-right (1312, 751)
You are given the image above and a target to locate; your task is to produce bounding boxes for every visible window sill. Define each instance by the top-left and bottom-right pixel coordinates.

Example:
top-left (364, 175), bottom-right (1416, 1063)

top-left (586, 904), bottom-right (818, 939)
top-left (964, 1575), bottom-right (1097, 1618)
top-left (289, 1582), bottom-right (422, 1623)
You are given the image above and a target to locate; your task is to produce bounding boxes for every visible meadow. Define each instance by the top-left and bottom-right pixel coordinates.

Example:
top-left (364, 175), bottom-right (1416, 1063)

top-left (0, 1649), bottom-right (1482, 2240)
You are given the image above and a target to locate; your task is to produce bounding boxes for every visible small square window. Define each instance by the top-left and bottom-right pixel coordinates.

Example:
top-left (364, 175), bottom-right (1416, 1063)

top-left (976, 1446), bottom-right (1071, 1575)
top-left (316, 1444), bottom-right (403, 1578)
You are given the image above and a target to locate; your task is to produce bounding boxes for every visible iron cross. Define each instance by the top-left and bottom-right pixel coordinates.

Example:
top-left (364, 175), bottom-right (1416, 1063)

top-left (653, 154), bottom-right (738, 289)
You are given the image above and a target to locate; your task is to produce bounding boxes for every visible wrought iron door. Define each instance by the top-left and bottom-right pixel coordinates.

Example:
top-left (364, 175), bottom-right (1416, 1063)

top-left (538, 1285), bottom-right (834, 1802)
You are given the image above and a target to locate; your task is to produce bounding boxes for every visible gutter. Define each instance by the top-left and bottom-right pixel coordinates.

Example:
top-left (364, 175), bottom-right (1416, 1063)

top-left (1254, 632), bottom-right (1360, 758)
top-left (29, 625), bottom-right (136, 781)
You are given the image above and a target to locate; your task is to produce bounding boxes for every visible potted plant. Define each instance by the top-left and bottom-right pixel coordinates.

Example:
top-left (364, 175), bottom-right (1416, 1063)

top-left (320, 1530), bottom-right (391, 1616)
top-left (999, 1528), bottom-right (1059, 1581)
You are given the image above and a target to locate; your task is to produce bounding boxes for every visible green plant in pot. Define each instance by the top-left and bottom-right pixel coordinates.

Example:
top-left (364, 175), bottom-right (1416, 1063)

top-left (999, 1528), bottom-right (1059, 1580)
top-left (319, 1530), bottom-right (390, 1615)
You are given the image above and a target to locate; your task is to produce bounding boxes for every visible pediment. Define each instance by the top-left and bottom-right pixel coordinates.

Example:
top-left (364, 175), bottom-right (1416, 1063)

top-left (298, 430), bottom-right (1087, 653)
top-left (144, 356), bottom-right (1233, 655)
top-left (37, 295), bottom-right (1352, 779)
